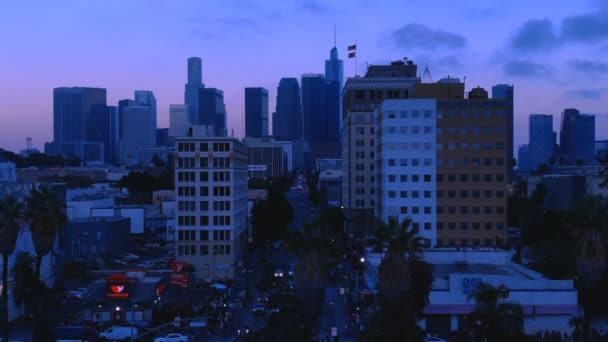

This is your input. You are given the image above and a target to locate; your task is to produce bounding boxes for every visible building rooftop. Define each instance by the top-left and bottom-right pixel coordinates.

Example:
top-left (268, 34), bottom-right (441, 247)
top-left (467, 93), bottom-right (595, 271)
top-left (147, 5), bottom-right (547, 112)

top-left (69, 216), bottom-right (130, 224)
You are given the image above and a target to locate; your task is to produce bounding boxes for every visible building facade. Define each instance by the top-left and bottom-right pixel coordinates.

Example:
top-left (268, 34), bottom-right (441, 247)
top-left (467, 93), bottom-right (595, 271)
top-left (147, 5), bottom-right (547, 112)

top-left (121, 106), bottom-right (156, 164)
top-left (63, 217), bottom-right (131, 263)
top-left (174, 135), bottom-right (248, 281)
top-left (491, 85), bottom-right (514, 180)
top-left (529, 114), bottom-right (554, 172)
top-left (244, 137), bottom-right (287, 179)
top-left (273, 78), bottom-right (302, 140)
top-left (560, 108), bottom-right (596, 163)
top-left (245, 87), bottom-right (269, 138)
top-left (198, 88), bottom-right (227, 137)
top-left (518, 144), bottom-right (531, 172)
top-left (169, 104), bottom-right (190, 138)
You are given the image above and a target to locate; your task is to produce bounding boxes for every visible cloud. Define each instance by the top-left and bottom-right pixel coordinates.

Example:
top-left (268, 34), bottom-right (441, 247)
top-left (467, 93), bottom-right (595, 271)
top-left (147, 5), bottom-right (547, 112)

top-left (568, 59), bottom-right (608, 74)
top-left (566, 88), bottom-right (607, 99)
top-left (298, 0), bottom-right (332, 13)
top-left (191, 16), bottom-right (266, 33)
top-left (390, 23), bottom-right (467, 50)
top-left (561, 12), bottom-right (608, 43)
top-left (503, 60), bottom-right (552, 78)
top-left (510, 19), bottom-right (558, 52)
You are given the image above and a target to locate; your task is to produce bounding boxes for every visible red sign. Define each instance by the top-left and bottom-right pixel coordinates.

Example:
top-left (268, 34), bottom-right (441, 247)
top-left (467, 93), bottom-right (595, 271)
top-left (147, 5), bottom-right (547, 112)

top-left (172, 261), bottom-right (188, 273)
top-left (107, 283), bottom-right (129, 298)
top-left (170, 273), bottom-right (189, 287)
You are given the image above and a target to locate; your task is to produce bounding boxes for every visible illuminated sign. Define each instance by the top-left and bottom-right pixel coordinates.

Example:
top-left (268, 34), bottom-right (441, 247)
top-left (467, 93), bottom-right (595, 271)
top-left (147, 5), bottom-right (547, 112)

top-left (172, 261), bottom-right (188, 273)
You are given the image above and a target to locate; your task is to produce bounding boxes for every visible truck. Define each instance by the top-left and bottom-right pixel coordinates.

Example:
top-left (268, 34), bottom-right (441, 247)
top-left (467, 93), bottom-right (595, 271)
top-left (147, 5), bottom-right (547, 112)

top-left (99, 326), bottom-right (139, 341)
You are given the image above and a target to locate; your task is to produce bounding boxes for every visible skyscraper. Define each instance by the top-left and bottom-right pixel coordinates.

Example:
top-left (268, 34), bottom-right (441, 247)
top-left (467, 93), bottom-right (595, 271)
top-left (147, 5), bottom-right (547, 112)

top-left (323, 79), bottom-right (340, 142)
top-left (325, 47), bottom-right (343, 87)
top-left (560, 108), bottom-right (596, 163)
top-left (301, 74), bottom-right (326, 142)
top-left (529, 114), bottom-right (554, 172)
top-left (492, 84), bottom-right (514, 180)
top-left (53, 87), bottom-right (107, 160)
top-left (107, 106), bottom-right (120, 164)
top-left (245, 87), bottom-right (269, 138)
top-left (134, 90), bottom-right (157, 136)
top-left (185, 57), bottom-right (204, 124)
top-left (169, 104), bottom-right (190, 138)
top-left (518, 145), bottom-right (530, 172)
top-left (198, 88), bottom-right (227, 137)
top-left (273, 78), bottom-right (302, 140)
top-left (121, 105), bottom-right (156, 164)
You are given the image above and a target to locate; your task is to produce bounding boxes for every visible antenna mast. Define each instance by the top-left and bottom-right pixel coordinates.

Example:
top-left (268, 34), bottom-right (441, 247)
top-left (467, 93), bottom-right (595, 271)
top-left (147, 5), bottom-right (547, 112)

top-left (334, 24), bottom-right (336, 47)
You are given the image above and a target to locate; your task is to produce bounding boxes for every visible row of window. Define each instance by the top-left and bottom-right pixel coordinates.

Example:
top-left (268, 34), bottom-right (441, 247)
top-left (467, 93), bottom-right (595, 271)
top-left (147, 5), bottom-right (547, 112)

top-left (177, 171), bottom-right (232, 182)
top-left (440, 142), bottom-right (504, 151)
top-left (355, 127), bottom-right (375, 135)
top-left (438, 110), bottom-right (505, 119)
top-left (177, 244), bottom-right (232, 256)
top-left (355, 173), bottom-right (506, 184)
top-left (385, 110), bottom-right (433, 119)
top-left (396, 206), bottom-right (505, 215)
top-left (441, 158), bottom-right (504, 167)
top-left (389, 190), bottom-right (505, 199)
top-left (177, 142), bottom-right (231, 153)
top-left (177, 215), bottom-right (232, 226)
top-left (436, 238), bottom-right (505, 247)
top-left (383, 126), bottom-right (433, 135)
top-left (176, 157), bottom-right (232, 169)
top-left (176, 230), bottom-right (232, 241)
top-left (177, 186), bottom-right (232, 197)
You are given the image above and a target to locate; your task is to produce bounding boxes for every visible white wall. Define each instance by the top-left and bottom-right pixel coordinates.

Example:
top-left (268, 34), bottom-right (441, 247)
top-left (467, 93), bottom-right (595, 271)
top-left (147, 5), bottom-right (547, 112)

top-left (67, 198), bottom-right (114, 219)
top-left (91, 207), bottom-right (144, 234)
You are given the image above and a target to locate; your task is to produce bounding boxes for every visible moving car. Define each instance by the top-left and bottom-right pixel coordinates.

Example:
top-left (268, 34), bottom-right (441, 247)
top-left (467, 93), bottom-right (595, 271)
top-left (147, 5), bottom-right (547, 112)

top-left (237, 326), bottom-right (252, 336)
top-left (274, 269), bottom-right (284, 278)
top-left (154, 333), bottom-right (189, 342)
top-left (424, 336), bottom-right (447, 342)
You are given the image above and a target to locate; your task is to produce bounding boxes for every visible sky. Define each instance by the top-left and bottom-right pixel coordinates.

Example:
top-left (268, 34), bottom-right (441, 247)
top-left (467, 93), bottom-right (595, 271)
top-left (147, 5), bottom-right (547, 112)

top-left (1, 0), bottom-right (607, 154)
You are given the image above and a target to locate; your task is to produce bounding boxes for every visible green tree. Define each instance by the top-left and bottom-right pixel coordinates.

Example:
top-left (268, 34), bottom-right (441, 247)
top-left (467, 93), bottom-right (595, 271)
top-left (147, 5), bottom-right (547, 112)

top-left (361, 216), bottom-right (433, 341)
top-left (467, 283), bottom-right (524, 341)
top-left (567, 196), bottom-right (608, 341)
top-left (287, 217), bottom-right (329, 320)
top-left (25, 186), bottom-right (67, 342)
top-left (250, 189), bottom-right (294, 246)
top-left (0, 196), bottom-right (23, 342)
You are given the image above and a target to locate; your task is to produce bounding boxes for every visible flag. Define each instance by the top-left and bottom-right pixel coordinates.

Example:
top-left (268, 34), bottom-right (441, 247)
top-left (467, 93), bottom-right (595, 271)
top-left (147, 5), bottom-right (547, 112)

top-left (348, 52), bottom-right (356, 58)
top-left (348, 44), bottom-right (357, 51)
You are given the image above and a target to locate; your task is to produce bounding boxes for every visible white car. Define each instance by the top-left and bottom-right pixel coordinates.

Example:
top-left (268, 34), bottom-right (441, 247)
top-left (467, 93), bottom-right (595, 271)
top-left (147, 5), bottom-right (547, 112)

top-left (274, 269), bottom-right (284, 278)
top-left (154, 333), bottom-right (188, 342)
top-left (122, 253), bottom-right (140, 261)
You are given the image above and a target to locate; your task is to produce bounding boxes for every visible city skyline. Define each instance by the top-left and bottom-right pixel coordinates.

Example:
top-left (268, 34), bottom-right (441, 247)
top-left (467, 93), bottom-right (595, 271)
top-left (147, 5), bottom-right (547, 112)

top-left (1, 0), bottom-right (608, 152)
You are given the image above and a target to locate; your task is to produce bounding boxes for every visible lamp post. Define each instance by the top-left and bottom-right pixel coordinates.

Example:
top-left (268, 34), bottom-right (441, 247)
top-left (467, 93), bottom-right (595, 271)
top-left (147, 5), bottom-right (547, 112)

top-left (356, 256), bottom-right (365, 305)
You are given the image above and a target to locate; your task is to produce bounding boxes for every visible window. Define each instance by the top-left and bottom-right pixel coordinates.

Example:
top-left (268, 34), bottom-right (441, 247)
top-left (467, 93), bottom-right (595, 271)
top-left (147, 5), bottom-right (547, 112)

top-left (388, 191), bottom-right (396, 198)
top-left (484, 206), bottom-right (492, 214)
top-left (412, 175), bottom-right (420, 182)
top-left (424, 207), bottom-right (431, 214)
top-left (400, 159), bottom-right (408, 166)
top-left (472, 143), bottom-right (480, 150)
top-left (388, 175), bottom-right (396, 182)
top-left (437, 191), bottom-right (444, 198)
top-left (400, 191), bottom-right (407, 198)
top-left (472, 110), bottom-right (480, 118)
top-left (448, 223), bottom-right (456, 230)
top-left (484, 158), bottom-right (492, 166)
top-left (496, 206), bottom-right (505, 214)
top-left (412, 191), bottom-right (420, 198)
top-left (460, 127), bottom-right (468, 135)
top-left (496, 158), bottom-right (504, 166)
top-left (200, 245), bottom-right (209, 255)
top-left (424, 110), bottom-right (432, 118)
top-left (448, 127), bottom-right (456, 135)
top-left (448, 174), bottom-right (456, 182)
top-left (460, 207), bottom-right (468, 214)
top-left (424, 222), bottom-right (432, 230)
top-left (460, 223), bottom-right (468, 230)
top-left (472, 190), bottom-right (480, 198)
top-left (460, 190), bottom-right (468, 198)
top-left (496, 174), bottom-right (505, 182)
top-left (424, 191), bottom-right (431, 198)
top-left (484, 174), bottom-right (493, 182)
top-left (424, 126), bottom-right (432, 134)
top-left (424, 159), bottom-right (432, 166)
top-left (424, 174), bottom-right (431, 182)
top-left (448, 159), bottom-right (456, 166)
top-left (388, 159), bottom-right (395, 166)
top-left (448, 111), bottom-right (457, 118)
top-left (472, 174), bottom-right (480, 182)
top-left (496, 191), bottom-right (505, 198)
top-left (496, 143), bottom-right (505, 150)
top-left (437, 127), bottom-right (443, 135)
top-left (412, 223), bottom-right (420, 230)
top-left (460, 174), bottom-right (468, 182)
top-left (460, 142), bottom-right (468, 150)
top-left (400, 206), bottom-right (408, 214)
top-left (436, 174), bottom-right (443, 182)
top-left (448, 143), bottom-right (456, 150)
top-left (484, 223), bottom-right (492, 230)
top-left (472, 126), bottom-right (480, 135)
top-left (472, 158), bottom-right (480, 166)
top-left (472, 207), bottom-right (480, 214)
top-left (448, 191), bottom-right (456, 198)
top-left (400, 174), bottom-right (407, 182)
top-left (437, 111), bottom-right (444, 119)
top-left (437, 223), bottom-right (444, 230)
top-left (484, 191), bottom-right (492, 199)
top-left (484, 110), bottom-right (492, 118)
top-left (412, 207), bottom-right (420, 214)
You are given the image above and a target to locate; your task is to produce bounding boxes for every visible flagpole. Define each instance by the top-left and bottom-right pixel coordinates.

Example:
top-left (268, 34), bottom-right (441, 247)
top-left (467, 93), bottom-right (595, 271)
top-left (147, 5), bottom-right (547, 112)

top-left (354, 40), bottom-right (358, 77)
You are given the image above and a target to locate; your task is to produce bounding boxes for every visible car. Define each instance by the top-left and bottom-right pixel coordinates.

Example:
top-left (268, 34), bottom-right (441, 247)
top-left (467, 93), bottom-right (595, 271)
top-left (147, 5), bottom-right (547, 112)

top-left (137, 260), bottom-right (155, 268)
top-left (110, 258), bottom-right (127, 266)
top-left (424, 336), bottom-right (447, 342)
top-left (257, 295), bottom-right (269, 303)
top-left (237, 326), bottom-right (253, 336)
top-left (274, 269), bottom-right (284, 278)
top-left (253, 302), bottom-right (266, 315)
top-left (154, 333), bottom-right (189, 342)
top-left (66, 290), bottom-right (85, 299)
top-left (145, 242), bottom-right (161, 248)
top-left (267, 307), bottom-right (280, 316)
top-left (271, 240), bottom-right (283, 249)
top-left (122, 253), bottom-right (140, 261)
top-left (99, 326), bottom-right (139, 341)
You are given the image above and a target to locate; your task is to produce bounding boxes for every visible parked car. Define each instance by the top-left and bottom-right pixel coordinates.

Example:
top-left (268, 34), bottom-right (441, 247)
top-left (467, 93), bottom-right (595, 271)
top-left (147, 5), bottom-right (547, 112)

top-left (121, 253), bottom-right (140, 261)
top-left (253, 302), bottom-right (266, 315)
top-left (145, 242), bottom-right (161, 248)
top-left (99, 326), bottom-right (138, 341)
top-left (137, 260), bottom-right (155, 268)
top-left (154, 333), bottom-right (188, 342)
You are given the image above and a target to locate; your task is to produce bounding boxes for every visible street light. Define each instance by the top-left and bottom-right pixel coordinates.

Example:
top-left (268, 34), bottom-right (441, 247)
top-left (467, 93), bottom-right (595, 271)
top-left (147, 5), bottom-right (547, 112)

top-left (356, 256), bottom-right (365, 305)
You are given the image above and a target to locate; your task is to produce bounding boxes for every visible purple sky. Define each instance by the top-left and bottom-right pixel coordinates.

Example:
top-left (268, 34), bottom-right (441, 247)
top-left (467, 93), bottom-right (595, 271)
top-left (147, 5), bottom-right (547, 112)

top-left (1, 0), bottom-right (607, 153)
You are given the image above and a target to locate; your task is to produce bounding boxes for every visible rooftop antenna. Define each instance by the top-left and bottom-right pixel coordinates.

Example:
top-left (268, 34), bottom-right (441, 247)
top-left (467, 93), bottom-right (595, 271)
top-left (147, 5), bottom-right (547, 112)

top-left (334, 24), bottom-right (336, 47)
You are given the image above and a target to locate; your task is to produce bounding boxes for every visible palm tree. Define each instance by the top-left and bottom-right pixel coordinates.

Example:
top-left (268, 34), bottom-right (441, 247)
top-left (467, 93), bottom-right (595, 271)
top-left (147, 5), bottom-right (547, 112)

top-left (287, 217), bottom-right (330, 319)
top-left (568, 196), bottom-right (608, 341)
top-left (0, 196), bottom-right (23, 342)
top-left (467, 283), bottom-right (523, 340)
top-left (375, 216), bottom-right (424, 302)
top-left (25, 185), bottom-right (67, 282)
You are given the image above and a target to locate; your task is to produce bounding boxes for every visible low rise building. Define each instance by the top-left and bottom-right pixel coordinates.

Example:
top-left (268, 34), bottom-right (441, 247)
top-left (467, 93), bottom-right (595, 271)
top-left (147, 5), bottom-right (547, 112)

top-left (63, 217), bottom-right (131, 263)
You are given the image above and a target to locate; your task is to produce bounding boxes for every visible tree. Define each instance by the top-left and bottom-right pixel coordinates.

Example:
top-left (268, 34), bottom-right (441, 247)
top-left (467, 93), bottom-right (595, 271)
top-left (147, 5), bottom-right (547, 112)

top-left (287, 217), bottom-right (330, 320)
top-left (567, 196), bottom-right (608, 341)
top-left (250, 189), bottom-right (294, 246)
top-left (0, 196), bottom-right (23, 342)
top-left (467, 283), bottom-right (524, 341)
top-left (361, 216), bottom-right (433, 341)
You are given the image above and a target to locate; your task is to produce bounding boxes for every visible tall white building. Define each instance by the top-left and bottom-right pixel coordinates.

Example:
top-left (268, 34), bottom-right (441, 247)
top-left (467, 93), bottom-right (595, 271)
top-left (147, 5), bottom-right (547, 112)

top-left (377, 99), bottom-right (437, 246)
top-left (121, 106), bottom-right (156, 164)
top-left (174, 134), bottom-right (248, 281)
top-left (169, 104), bottom-right (190, 138)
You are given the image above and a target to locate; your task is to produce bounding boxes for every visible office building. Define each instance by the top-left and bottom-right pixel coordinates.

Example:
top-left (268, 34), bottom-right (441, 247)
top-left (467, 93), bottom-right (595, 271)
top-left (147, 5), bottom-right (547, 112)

top-left (245, 87), bottom-right (269, 138)
top-left (341, 60), bottom-right (420, 234)
top-left (185, 57), bottom-right (204, 124)
top-left (53, 87), bottom-right (107, 161)
top-left (325, 47), bottom-right (344, 87)
top-left (169, 104), bottom-right (190, 138)
top-left (492, 85), bottom-right (514, 180)
top-left (529, 114), bottom-right (554, 172)
top-left (121, 105), bottom-right (156, 164)
top-left (174, 134), bottom-right (248, 281)
top-left (301, 74), bottom-right (341, 159)
top-left (244, 137), bottom-right (288, 179)
top-left (518, 145), bottom-right (530, 172)
top-left (63, 217), bottom-right (130, 264)
top-left (273, 78), bottom-right (302, 140)
top-left (107, 106), bottom-right (120, 164)
top-left (325, 46), bottom-right (343, 140)
top-left (138, 147), bottom-right (171, 167)
top-left (199, 88), bottom-right (227, 137)
top-left (560, 108), bottom-right (596, 163)
top-left (135, 90), bottom-right (157, 140)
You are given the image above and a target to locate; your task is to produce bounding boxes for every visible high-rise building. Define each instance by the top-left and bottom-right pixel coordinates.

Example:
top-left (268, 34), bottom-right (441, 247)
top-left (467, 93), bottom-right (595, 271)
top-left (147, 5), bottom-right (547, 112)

top-left (121, 105), bottom-right (156, 164)
top-left (107, 106), bottom-right (120, 164)
top-left (174, 134), bottom-right (248, 281)
top-left (341, 60), bottom-right (420, 234)
top-left (169, 104), bottom-right (190, 138)
top-left (199, 88), bottom-right (227, 137)
top-left (118, 99), bottom-right (136, 139)
top-left (518, 145), bottom-right (531, 172)
top-left (245, 87), bottom-right (269, 138)
top-left (273, 78), bottom-right (302, 140)
top-left (528, 114), bottom-right (554, 172)
top-left (243, 137), bottom-right (290, 178)
top-left (301, 74), bottom-right (326, 142)
top-left (185, 57), bottom-right (204, 124)
top-left (560, 108), bottom-right (596, 163)
top-left (375, 85), bottom-right (510, 247)
top-left (492, 85), bottom-right (514, 179)
top-left (53, 87), bottom-right (107, 161)
top-left (325, 47), bottom-right (344, 87)
top-left (134, 90), bottom-right (157, 138)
